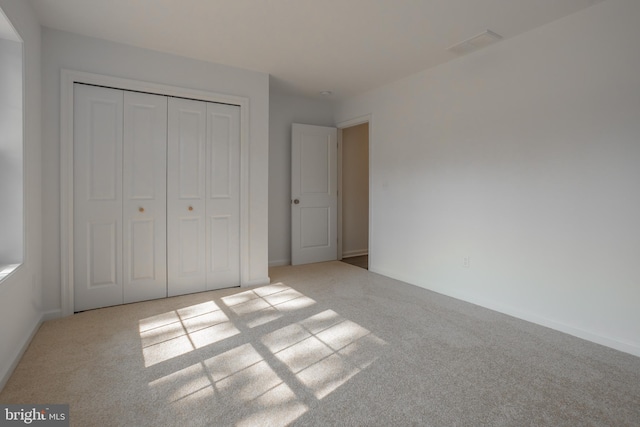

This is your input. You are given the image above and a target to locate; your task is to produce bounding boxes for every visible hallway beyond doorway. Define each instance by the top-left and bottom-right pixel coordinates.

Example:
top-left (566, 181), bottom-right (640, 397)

top-left (341, 255), bottom-right (368, 270)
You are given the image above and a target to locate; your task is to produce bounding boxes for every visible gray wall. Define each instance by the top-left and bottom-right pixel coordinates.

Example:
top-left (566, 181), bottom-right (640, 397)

top-left (335, 0), bottom-right (640, 356)
top-left (268, 81), bottom-right (335, 266)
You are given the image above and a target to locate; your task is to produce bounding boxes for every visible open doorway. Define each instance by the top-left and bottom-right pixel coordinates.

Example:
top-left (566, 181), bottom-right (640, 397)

top-left (338, 122), bottom-right (369, 269)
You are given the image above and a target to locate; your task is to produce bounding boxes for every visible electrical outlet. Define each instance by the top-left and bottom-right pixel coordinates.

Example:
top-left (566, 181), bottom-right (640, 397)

top-left (463, 256), bottom-right (470, 268)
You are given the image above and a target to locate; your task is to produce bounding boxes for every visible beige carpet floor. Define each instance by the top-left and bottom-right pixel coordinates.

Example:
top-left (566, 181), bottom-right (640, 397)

top-left (2, 261), bottom-right (640, 426)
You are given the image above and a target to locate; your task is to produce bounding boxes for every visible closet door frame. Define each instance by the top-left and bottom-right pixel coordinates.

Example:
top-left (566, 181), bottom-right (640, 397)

top-left (60, 69), bottom-right (250, 316)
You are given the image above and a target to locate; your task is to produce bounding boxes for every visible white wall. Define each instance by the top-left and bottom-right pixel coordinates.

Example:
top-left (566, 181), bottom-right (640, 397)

top-left (335, 0), bottom-right (640, 356)
top-left (41, 28), bottom-right (270, 314)
top-left (341, 123), bottom-right (369, 257)
top-left (269, 81), bottom-right (334, 266)
top-left (0, 0), bottom-right (43, 389)
top-left (0, 38), bottom-right (23, 263)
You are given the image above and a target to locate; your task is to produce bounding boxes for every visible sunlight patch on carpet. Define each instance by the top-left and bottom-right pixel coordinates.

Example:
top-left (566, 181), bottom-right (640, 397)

top-left (148, 343), bottom-right (309, 424)
top-left (221, 282), bottom-right (317, 328)
top-left (141, 281), bottom-right (387, 424)
top-left (263, 309), bottom-right (387, 399)
top-left (140, 300), bottom-right (240, 366)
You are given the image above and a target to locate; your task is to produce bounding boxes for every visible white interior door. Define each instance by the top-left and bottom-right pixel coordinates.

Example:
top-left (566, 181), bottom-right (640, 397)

top-left (122, 91), bottom-right (167, 303)
top-left (291, 123), bottom-right (338, 265)
top-left (167, 97), bottom-right (207, 296)
top-left (74, 84), bottom-right (124, 311)
top-left (206, 103), bottom-right (241, 290)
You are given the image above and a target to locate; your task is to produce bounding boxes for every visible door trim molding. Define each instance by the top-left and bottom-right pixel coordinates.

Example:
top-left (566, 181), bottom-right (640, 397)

top-left (337, 114), bottom-right (371, 129)
top-left (60, 69), bottom-right (250, 316)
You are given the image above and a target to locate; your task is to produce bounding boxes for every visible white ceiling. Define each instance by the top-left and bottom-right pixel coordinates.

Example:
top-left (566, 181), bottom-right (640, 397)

top-left (30, 0), bottom-right (603, 99)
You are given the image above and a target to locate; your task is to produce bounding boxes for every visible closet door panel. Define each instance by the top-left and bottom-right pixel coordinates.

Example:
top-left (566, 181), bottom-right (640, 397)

top-left (167, 97), bottom-right (207, 296)
top-left (74, 84), bottom-right (124, 312)
top-left (206, 103), bottom-right (241, 289)
top-left (123, 91), bottom-right (168, 303)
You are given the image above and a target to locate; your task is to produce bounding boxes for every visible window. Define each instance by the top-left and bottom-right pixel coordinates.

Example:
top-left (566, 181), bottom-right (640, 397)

top-left (0, 9), bottom-right (24, 281)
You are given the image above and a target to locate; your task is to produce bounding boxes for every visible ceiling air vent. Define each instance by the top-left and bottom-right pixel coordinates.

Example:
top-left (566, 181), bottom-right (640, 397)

top-left (448, 30), bottom-right (503, 56)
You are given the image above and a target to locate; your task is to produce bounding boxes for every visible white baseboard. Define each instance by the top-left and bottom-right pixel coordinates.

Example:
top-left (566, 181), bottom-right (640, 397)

top-left (42, 309), bottom-right (62, 321)
top-left (371, 266), bottom-right (640, 359)
top-left (0, 311), bottom-right (46, 392)
top-left (268, 259), bottom-right (290, 267)
top-left (342, 249), bottom-right (368, 259)
top-left (466, 296), bottom-right (640, 358)
top-left (241, 276), bottom-right (271, 288)
top-left (463, 294), bottom-right (640, 358)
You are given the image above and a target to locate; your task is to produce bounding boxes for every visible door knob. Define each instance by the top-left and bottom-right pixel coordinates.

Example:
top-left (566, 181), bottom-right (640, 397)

top-left (188, 206), bottom-right (194, 211)
top-left (293, 199), bottom-right (300, 204)
top-left (138, 207), bottom-right (144, 213)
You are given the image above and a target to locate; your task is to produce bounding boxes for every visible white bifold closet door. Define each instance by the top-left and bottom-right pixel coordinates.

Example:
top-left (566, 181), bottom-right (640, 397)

top-left (74, 85), bottom-right (167, 311)
top-left (122, 91), bottom-right (168, 304)
top-left (74, 85), bottom-right (240, 312)
top-left (167, 98), bottom-right (240, 296)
